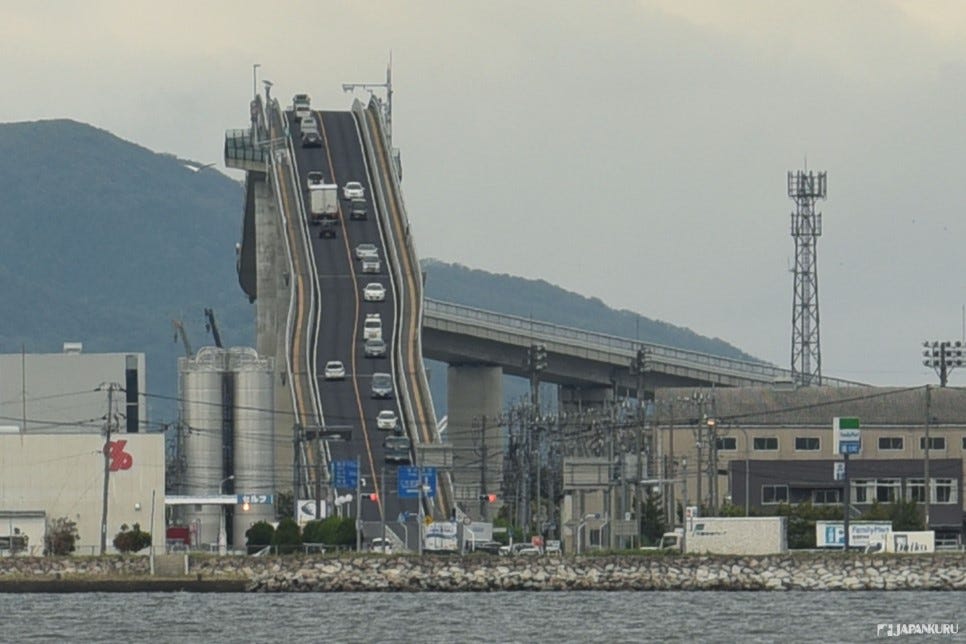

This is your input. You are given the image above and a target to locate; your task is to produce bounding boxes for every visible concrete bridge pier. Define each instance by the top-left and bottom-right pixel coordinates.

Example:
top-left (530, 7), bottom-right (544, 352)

top-left (559, 385), bottom-right (614, 415)
top-left (447, 364), bottom-right (504, 520)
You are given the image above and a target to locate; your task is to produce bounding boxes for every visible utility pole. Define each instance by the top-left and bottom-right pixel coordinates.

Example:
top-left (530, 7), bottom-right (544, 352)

top-left (631, 347), bottom-right (647, 542)
top-left (315, 435), bottom-right (323, 521)
top-left (98, 382), bottom-right (120, 555)
top-left (924, 385), bottom-right (931, 530)
top-left (479, 415), bottom-right (488, 520)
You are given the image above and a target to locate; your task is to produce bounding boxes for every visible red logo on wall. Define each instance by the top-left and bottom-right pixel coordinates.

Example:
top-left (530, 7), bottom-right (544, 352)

top-left (106, 440), bottom-right (134, 471)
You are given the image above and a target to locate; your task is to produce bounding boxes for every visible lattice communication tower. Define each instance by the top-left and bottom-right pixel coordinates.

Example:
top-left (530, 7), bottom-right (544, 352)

top-left (787, 170), bottom-right (826, 386)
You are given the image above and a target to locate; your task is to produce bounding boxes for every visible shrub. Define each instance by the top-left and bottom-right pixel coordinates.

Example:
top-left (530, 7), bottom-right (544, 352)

top-left (245, 521), bottom-right (275, 552)
top-left (113, 523), bottom-right (152, 553)
top-left (302, 520), bottom-right (325, 544)
top-left (272, 517), bottom-right (302, 554)
top-left (45, 517), bottom-right (79, 555)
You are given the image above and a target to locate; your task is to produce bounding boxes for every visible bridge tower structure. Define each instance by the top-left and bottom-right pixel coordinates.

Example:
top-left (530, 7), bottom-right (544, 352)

top-left (787, 170), bottom-right (827, 387)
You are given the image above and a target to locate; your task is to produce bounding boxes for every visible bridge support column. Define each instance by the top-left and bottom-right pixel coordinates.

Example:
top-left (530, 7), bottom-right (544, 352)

top-left (253, 175), bottom-right (294, 493)
top-left (447, 364), bottom-right (503, 521)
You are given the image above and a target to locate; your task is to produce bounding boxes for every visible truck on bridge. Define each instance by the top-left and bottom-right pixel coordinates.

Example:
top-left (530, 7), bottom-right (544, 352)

top-left (309, 184), bottom-right (338, 222)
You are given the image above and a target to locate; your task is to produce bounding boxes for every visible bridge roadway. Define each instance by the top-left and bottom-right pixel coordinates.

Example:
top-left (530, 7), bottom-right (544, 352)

top-left (289, 108), bottom-right (418, 530)
top-left (422, 299), bottom-right (863, 393)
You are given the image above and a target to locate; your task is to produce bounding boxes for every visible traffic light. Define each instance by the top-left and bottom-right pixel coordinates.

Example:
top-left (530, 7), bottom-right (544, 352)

top-left (528, 344), bottom-right (547, 372)
top-left (478, 493), bottom-right (497, 503)
top-left (366, 493), bottom-right (379, 502)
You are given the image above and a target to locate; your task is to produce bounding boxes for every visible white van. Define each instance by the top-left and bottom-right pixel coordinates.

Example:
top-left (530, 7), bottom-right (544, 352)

top-left (364, 313), bottom-right (382, 340)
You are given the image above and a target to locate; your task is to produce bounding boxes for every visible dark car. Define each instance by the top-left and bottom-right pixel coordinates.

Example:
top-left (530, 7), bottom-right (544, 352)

top-left (473, 541), bottom-right (504, 555)
top-left (301, 131), bottom-right (322, 148)
top-left (318, 219), bottom-right (337, 238)
top-left (349, 198), bottom-right (368, 220)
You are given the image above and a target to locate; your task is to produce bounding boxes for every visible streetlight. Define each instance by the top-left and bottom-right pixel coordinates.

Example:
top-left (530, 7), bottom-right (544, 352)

top-left (922, 340), bottom-right (964, 387)
top-left (218, 475), bottom-right (234, 555)
top-left (252, 63), bottom-right (260, 98)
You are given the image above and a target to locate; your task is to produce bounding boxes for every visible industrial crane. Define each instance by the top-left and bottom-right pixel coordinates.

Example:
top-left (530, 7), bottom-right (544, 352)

top-left (204, 308), bottom-right (223, 348)
top-left (171, 319), bottom-right (193, 357)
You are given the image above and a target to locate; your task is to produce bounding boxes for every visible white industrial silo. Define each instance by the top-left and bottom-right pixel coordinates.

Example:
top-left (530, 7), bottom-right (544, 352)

top-left (179, 348), bottom-right (228, 547)
top-left (229, 347), bottom-right (275, 550)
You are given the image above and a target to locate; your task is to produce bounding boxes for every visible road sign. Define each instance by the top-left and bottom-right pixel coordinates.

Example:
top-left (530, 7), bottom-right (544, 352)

top-left (833, 417), bottom-right (861, 455)
top-left (398, 466), bottom-right (437, 499)
top-left (331, 460), bottom-right (359, 488)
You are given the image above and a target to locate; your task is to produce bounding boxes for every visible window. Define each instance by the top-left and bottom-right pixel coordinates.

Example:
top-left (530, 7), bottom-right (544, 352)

top-left (920, 436), bottom-right (946, 451)
top-left (852, 479), bottom-right (873, 504)
top-left (878, 436), bottom-right (903, 451)
top-left (906, 478), bottom-right (925, 503)
top-left (812, 489), bottom-right (840, 504)
top-left (932, 479), bottom-right (957, 504)
top-left (762, 484), bottom-right (788, 504)
top-left (716, 437), bottom-right (737, 451)
top-left (795, 437), bottom-right (820, 451)
top-left (753, 437), bottom-right (778, 451)
top-left (875, 479), bottom-right (901, 503)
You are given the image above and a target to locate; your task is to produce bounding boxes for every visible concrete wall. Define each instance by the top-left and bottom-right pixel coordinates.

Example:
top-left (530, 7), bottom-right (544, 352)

top-left (0, 433), bottom-right (165, 554)
top-left (0, 351), bottom-right (146, 432)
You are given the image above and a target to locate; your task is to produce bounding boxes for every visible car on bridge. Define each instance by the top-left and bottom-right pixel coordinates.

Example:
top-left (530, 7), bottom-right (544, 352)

top-left (323, 360), bottom-right (345, 380)
top-left (364, 338), bottom-right (386, 358)
top-left (363, 313), bottom-right (382, 340)
top-left (376, 410), bottom-right (398, 431)
top-left (363, 282), bottom-right (386, 302)
top-left (382, 434), bottom-right (411, 464)
top-left (307, 171), bottom-right (324, 188)
top-left (293, 93), bottom-right (311, 119)
top-left (371, 372), bottom-right (393, 398)
top-left (361, 257), bottom-right (380, 274)
top-left (301, 131), bottom-right (322, 148)
top-left (318, 219), bottom-right (337, 239)
top-left (343, 181), bottom-right (365, 200)
top-left (355, 243), bottom-right (378, 260)
top-left (349, 198), bottom-right (368, 220)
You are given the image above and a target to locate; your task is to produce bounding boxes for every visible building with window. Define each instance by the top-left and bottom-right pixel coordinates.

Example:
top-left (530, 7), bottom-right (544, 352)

top-left (653, 385), bottom-right (966, 546)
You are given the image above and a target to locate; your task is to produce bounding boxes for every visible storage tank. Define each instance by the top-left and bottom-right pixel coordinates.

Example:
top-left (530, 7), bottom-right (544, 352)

top-left (179, 348), bottom-right (228, 547)
top-left (229, 348), bottom-right (275, 550)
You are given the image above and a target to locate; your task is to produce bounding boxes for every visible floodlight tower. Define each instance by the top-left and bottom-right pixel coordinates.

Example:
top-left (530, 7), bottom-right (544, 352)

top-left (787, 170), bottom-right (827, 386)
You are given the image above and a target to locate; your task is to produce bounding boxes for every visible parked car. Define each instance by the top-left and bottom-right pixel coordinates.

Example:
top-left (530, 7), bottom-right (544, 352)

top-left (473, 541), bottom-right (504, 555)
top-left (343, 181), bottom-right (365, 199)
top-left (364, 338), bottom-right (387, 358)
top-left (363, 282), bottom-right (386, 302)
top-left (370, 537), bottom-right (393, 554)
top-left (510, 543), bottom-right (542, 556)
top-left (355, 243), bottom-right (378, 260)
top-left (323, 360), bottom-right (345, 380)
top-left (376, 410), bottom-right (398, 431)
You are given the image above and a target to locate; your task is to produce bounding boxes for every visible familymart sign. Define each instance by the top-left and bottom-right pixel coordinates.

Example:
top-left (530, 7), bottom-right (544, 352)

top-left (833, 417), bottom-right (861, 455)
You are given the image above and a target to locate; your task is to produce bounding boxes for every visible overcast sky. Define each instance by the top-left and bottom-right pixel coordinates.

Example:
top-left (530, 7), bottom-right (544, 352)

top-left (4, 0), bottom-right (966, 386)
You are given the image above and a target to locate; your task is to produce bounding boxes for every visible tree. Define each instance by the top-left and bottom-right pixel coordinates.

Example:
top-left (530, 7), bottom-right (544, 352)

top-left (113, 523), bottom-right (152, 553)
top-left (45, 517), bottom-right (79, 555)
top-left (302, 520), bottom-right (325, 544)
top-left (245, 521), bottom-right (275, 553)
top-left (639, 489), bottom-right (667, 545)
top-left (275, 491), bottom-right (294, 521)
top-left (272, 517), bottom-right (302, 554)
top-left (888, 499), bottom-right (924, 531)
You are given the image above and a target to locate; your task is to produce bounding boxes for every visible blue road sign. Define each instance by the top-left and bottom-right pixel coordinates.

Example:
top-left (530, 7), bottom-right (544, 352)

top-left (331, 460), bottom-right (359, 488)
top-left (237, 494), bottom-right (274, 505)
top-left (398, 466), bottom-right (437, 499)
top-left (841, 442), bottom-right (861, 455)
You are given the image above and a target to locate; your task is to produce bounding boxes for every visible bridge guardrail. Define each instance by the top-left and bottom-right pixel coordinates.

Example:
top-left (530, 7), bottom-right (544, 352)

top-left (423, 299), bottom-right (862, 387)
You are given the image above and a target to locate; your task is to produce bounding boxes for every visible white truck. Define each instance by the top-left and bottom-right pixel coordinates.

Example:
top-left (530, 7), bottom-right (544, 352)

top-left (652, 517), bottom-right (788, 555)
top-left (309, 184), bottom-right (338, 222)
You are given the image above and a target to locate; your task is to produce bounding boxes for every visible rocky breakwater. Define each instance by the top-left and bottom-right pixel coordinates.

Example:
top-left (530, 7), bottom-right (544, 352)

top-left (247, 553), bottom-right (966, 592)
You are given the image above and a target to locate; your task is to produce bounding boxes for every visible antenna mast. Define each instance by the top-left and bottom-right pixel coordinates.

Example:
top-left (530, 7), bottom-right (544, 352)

top-left (787, 169), bottom-right (826, 386)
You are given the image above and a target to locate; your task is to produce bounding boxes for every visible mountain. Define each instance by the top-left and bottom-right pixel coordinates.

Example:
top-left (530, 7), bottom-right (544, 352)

top-left (0, 119), bottom-right (764, 425)
top-left (0, 119), bottom-right (252, 424)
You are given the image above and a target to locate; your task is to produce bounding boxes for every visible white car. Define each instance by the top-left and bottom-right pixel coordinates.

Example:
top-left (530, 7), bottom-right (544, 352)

top-left (363, 282), bottom-right (386, 302)
top-left (376, 410), bottom-right (398, 431)
top-left (323, 360), bottom-right (345, 380)
top-left (362, 257), bottom-right (381, 274)
top-left (355, 243), bottom-right (378, 260)
top-left (363, 313), bottom-right (382, 340)
top-left (343, 181), bottom-right (365, 199)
